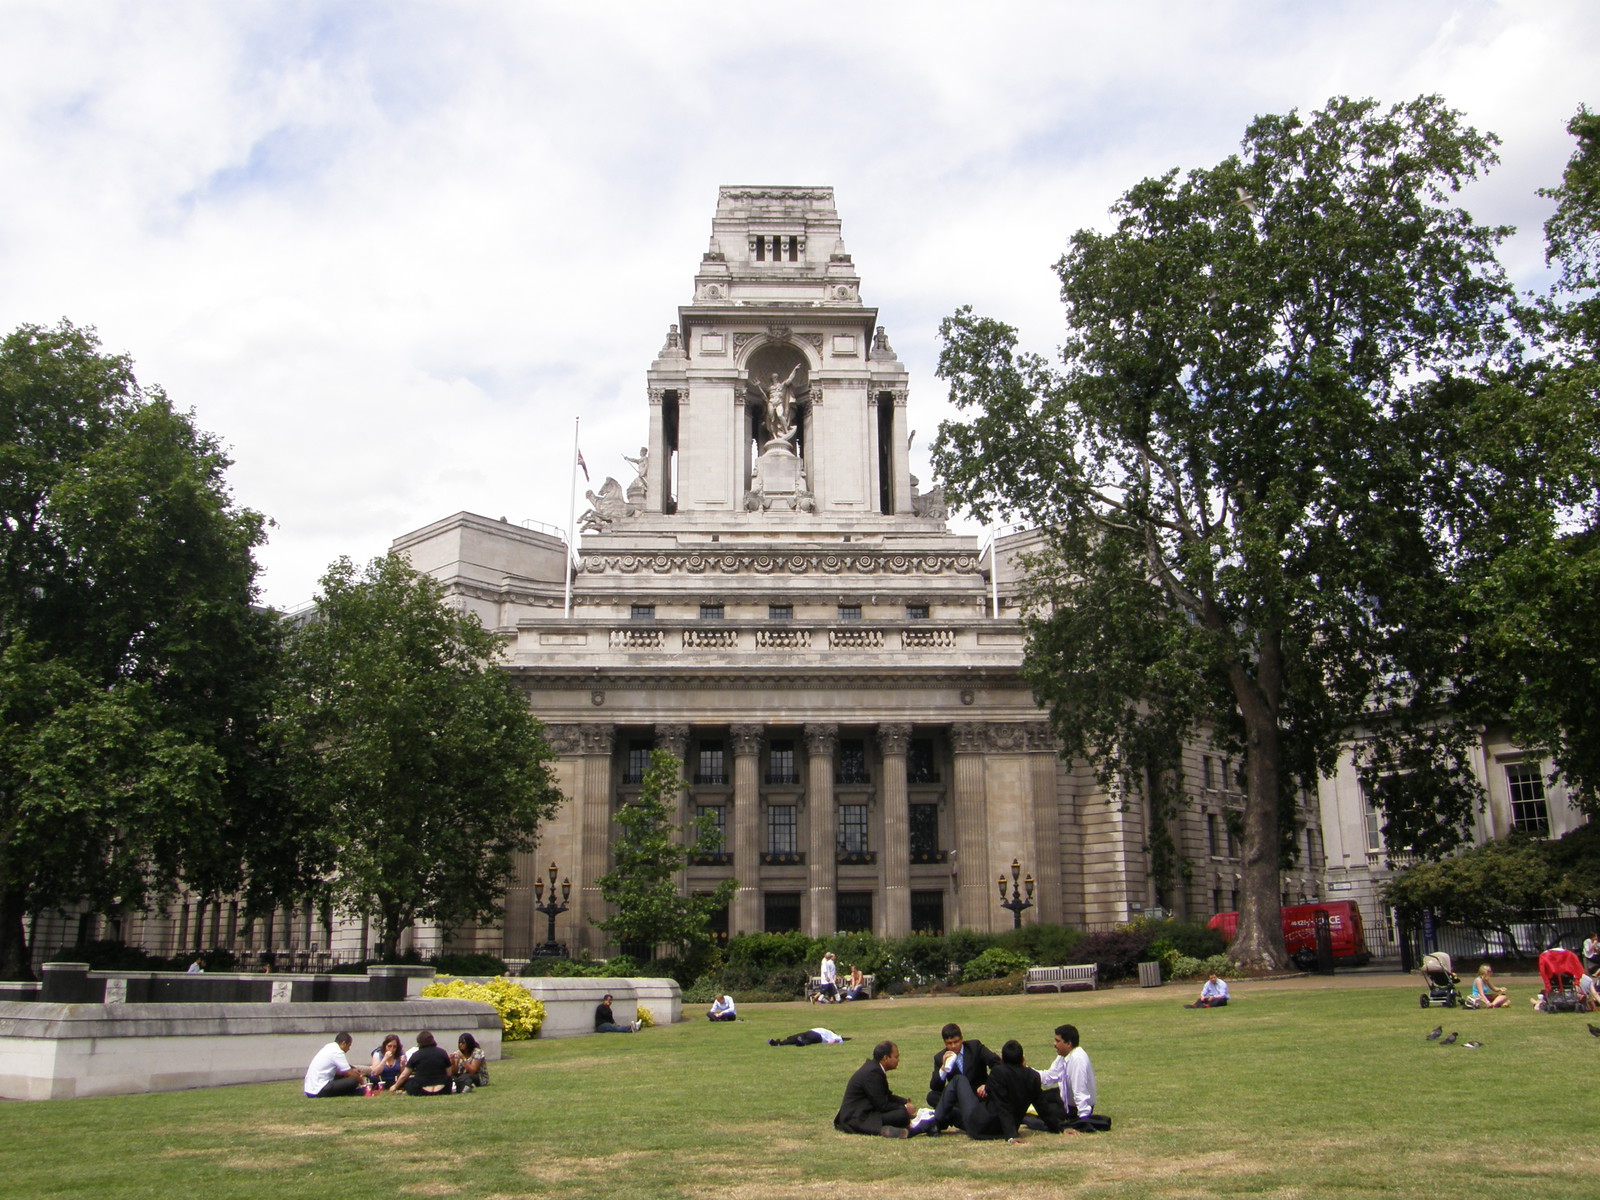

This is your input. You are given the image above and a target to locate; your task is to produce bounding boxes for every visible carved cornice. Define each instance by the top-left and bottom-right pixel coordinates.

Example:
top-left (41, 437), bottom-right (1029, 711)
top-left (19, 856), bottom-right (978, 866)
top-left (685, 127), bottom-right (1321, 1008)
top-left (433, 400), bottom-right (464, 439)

top-left (878, 722), bottom-right (913, 757)
top-left (721, 187), bottom-right (833, 202)
top-left (1024, 721), bottom-right (1058, 752)
top-left (804, 723), bottom-right (840, 757)
top-left (546, 724), bottom-right (615, 756)
top-left (730, 723), bottom-right (764, 757)
top-left (543, 724), bottom-right (584, 755)
top-left (986, 723), bottom-right (1028, 753)
top-left (950, 721), bottom-right (987, 755)
top-left (580, 550), bottom-right (981, 577)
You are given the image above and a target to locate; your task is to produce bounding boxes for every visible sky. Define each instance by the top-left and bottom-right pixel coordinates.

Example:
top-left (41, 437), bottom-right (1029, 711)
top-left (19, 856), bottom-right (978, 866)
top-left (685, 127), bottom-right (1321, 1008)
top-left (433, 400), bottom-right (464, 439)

top-left (2, 1), bottom-right (1595, 610)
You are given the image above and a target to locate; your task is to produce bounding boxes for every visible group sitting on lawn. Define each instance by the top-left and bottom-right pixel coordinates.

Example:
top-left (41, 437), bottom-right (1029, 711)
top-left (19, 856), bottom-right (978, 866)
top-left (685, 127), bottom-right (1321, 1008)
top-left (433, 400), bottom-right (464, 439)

top-left (303, 1030), bottom-right (489, 1097)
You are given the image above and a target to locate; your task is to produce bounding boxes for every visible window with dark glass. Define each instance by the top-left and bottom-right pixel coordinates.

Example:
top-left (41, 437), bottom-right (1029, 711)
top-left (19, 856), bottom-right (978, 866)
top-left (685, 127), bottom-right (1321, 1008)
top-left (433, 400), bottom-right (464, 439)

top-left (1507, 762), bottom-right (1551, 836)
top-left (911, 891), bottom-right (945, 935)
top-left (764, 892), bottom-right (802, 933)
top-left (623, 739), bottom-right (652, 784)
top-left (769, 603), bottom-right (793, 620)
top-left (906, 603), bottom-right (929, 620)
top-left (768, 739), bottom-right (798, 784)
top-left (837, 604), bottom-right (861, 621)
top-left (836, 892), bottom-right (873, 933)
top-left (837, 738), bottom-right (869, 785)
top-left (768, 804), bottom-right (798, 854)
top-left (910, 803), bottom-right (940, 860)
top-left (1206, 812), bottom-right (1219, 857)
top-left (630, 603), bottom-right (655, 620)
top-left (908, 738), bottom-right (939, 783)
top-left (696, 743), bottom-right (726, 785)
top-left (699, 603), bottom-right (724, 621)
top-left (700, 896), bottom-right (730, 944)
top-left (839, 804), bottom-right (869, 854)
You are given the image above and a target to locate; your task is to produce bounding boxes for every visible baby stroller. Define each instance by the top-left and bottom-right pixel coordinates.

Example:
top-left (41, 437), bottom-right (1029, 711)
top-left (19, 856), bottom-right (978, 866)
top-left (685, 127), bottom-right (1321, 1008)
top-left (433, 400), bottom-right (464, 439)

top-left (1418, 951), bottom-right (1462, 1008)
top-left (1537, 948), bottom-right (1588, 1013)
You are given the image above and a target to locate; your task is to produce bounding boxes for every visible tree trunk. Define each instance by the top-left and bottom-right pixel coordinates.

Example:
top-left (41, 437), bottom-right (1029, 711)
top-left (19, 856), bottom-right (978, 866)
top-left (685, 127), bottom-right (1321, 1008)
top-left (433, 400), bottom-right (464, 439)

top-left (1227, 647), bottom-right (1288, 972)
top-left (0, 888), bottom-right (35, 981)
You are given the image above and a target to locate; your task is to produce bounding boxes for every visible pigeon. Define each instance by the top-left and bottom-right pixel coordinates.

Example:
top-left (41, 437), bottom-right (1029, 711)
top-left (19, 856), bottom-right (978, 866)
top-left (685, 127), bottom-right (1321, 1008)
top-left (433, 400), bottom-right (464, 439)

top-left (1440, 1032), bottom-right (1458, 1045)
top-left (1235, 186), bottom-right (1260, 215)
top-left (1426, 1026), bottom-right (1443, 1041)
top-left (1462, 1041), bottom-right (1483, 1049)
top-left (1587, 1023), bottom-right (1600, 1038)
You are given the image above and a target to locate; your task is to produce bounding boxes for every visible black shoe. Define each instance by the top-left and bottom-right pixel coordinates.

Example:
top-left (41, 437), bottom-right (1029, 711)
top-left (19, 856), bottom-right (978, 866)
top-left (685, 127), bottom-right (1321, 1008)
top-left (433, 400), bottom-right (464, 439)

top-left (768, 1038), bottom-right (778, 1046)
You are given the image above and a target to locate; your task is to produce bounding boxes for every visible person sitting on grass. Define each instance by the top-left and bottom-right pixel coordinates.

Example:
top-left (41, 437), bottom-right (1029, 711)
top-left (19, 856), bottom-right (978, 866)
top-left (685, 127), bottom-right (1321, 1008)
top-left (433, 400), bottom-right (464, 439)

top-left (595, 993), bottom-right (643, 1033)
top-left (1035, 1024), bottom-right (1109, 1133)
top-left (834, 1040), bottom-right (928, 1138)
top-left (389, 1030), bottom-right (455, 1096)
top-left (932, 1039), bottom-right (1046, 1142)
top-left (707, 993), bottom-right (738, 1022)
top-left (451, 1032), bottom-right (489, 1091)
top-left (370, 1034), bottom-right (407, 1091)
top-left (303, 1032), bottom-right (370, 1098)
top-left (770, 1027), bottom-right (848, 1046)
top-left (1470, 964), bottom-right (1509, 1009)
top-left (1185, 973), bottom-right (1229, 1008)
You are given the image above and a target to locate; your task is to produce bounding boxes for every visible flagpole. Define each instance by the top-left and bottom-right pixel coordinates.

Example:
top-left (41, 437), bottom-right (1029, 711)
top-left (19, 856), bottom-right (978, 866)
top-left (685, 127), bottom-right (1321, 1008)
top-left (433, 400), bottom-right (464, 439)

top-left (565, 416), bottom-right (579, 619)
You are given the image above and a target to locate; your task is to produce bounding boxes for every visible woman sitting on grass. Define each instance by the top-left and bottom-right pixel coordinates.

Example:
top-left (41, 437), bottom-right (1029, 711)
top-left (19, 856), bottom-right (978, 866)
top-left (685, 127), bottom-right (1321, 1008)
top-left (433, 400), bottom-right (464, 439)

top-left (1471, 964), bottom-right (1509, 1008)
top-left (370, 1034), bottom-right (407, 1091)
top-left (452, 1033), bottom-right (489, 1091)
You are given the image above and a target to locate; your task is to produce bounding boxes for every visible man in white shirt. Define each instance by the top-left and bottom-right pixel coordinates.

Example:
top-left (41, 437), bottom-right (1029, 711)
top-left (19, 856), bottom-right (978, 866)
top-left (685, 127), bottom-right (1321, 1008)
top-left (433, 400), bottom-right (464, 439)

top-left (707, 993), bottom-right (737, 1022)
top-left (1186, 973), bottom-right (1229, 1008)
top-left (817, 952), bottom-right (839, 1002)
top-left (769, 1027), bottom-right (846, 1046)
top-left (303, 1032), bottom-right (367, 1098)
top-left (1034, 1024), bottom-right (1106, 1132)
top-left (1583, 932), bottom-right (1600, 976)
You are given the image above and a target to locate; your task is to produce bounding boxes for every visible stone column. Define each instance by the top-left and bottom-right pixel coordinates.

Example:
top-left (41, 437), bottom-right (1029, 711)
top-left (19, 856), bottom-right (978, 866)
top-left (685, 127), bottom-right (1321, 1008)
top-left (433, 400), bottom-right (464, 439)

top-left (657, 723), bottom-right (691, 892)
top-left (805, 723), bottom-right (839, 937)
top-left (576, 725), bottom-right (615, 955)
top-left (647, 387), bottom-right (666, 514)
top-left (1027, 722), bottom-right (1064, 925)
top-left (951, 721), bottom-right (992, 933)
top-left (890, 390), bottom-right (913, 515)
top-left (730, 723), bottom-right (764, 934)
top-left (878, 723), bottom-right (912, 937)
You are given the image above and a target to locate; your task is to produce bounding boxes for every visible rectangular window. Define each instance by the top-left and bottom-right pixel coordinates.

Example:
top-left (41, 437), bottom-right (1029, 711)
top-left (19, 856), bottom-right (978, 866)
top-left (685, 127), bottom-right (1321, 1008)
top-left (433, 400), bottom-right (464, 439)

top-left (768, 740), bottom-right (798, 785)
top-left (906, 603), bottom-right (929, 620)
top-left (623, 739), bottom-right (653, 785)
top-left (1206, 812), bottom-right (1219, 857)
top-left (910, 803), bottom-right (940, 860)
top-left (1363, 789), bottom-right (1384, 853)
top-left (630, 604), bottom-right (655, 621)
top-left (1507, 762), bottom-right (1551, 836)
top-left (1202, 755), bottom-right (1214, 790)
top-left (696, 743), bottom-right (726, 785)
top-left (1212, 888), bottom-right (1223, 915)
top-left (838, 604), bottom-right (861, 621)
top-left (839, 804), bottom-right (869, 854)
top-left (699, 603), bottom-right (724, 621)
top-left (1224, 812), bottom-right (1239, 859)
top-left (768, 804), bottom-right (798, 854)
top-left (764, 892), bottom-right (801, 933)
top-left (836, 892), bottom-right (873, 933)
top-left (769, 603), bottom-right (793, 620)
top-left (700, 897), bottom-right (729, 944)
top-left (697, 804), bottom-right (725, 849)
top-left (908, 738), bottom-right (939, 784)
top-left (911, 891), bottom-right (945, 935)
top-left (837, 738), bottom-right (869, 785)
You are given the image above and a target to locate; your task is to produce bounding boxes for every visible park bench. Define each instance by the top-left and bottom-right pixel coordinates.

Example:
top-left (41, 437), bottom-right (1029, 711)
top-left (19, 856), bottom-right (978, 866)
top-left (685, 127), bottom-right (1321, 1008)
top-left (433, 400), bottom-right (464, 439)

top-left (1024, 964), bottom-right (1098, 993)
top-left (806, 973), bottom-right (874, 1002)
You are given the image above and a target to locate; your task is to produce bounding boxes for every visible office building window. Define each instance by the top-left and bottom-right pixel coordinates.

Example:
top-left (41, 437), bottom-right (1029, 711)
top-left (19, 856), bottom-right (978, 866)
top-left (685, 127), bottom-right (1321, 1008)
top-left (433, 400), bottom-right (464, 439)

top-left (623, 739), bottom-right (652, 785)
top-left (1207, 812), bottom-right (1220, 857)
top-left (839, 804), bottom-right (869, 854)
top-left (1363, 789), bottom-right (1384, 852)
top-left (768, 804), bottom-right (798, 854)
top-left (908, 738), bottom-right (939, 783)
top-left (769, 603), bottom-right (793, 620)
top-left (1507, 762), bottom-right (1551, 836)
top-left (630, 604), bottom-right (655, 621)
top-left (764, 892), bottom-right (801, 933)
top-left (838, 604), bottom-right (861, 621)
top-left (1202, 755), bottom-right (1214, 790)
top-left (910, 804), bottom-right (940, 860)
top-left (836, 892), bottom-right (873, 933)
top-left (906, 603), bottom-right (929, 620)
top-left (699, 603), bottom-right (724, 621)
top-left (697, 804), bottom-right (725, 849)
top-left (696, 743), bottom-right (726, 785)
top-left (837, 738), bottom-right (869, 785)
top-left (911, 891), bottom-right (945, 935)
top-left (768, 739), bottom-right (798, 785)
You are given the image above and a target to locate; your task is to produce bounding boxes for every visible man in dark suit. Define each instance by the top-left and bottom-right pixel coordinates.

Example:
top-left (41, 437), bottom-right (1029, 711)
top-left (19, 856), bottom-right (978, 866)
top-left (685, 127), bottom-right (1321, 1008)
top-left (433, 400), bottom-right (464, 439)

top-left (834, 1041), bottom-right (922, 1137)
top-left (926, 1023), bottom-right (1001, 1129)
top-left (934, 1039), bottom-right (1049, 1140)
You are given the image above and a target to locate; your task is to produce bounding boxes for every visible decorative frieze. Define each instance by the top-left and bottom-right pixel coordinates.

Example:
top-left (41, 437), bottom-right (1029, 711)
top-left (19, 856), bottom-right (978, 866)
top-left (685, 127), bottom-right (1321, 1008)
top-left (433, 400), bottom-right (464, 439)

top-left (878, 723), bottom-right (912, 757)
top-left (950, 721), bottom-right (987, 755)
top-left (683, 628), bottom-right (739, 649)
top-left (830, 628), bottom-right (883, 650)
top-left (582, 551), bottom-right (981, 577)
top-left (610, 628), bottom-right (664, 649)
top-left (756, 629), bottom-right (812, 649)
top-left (901, 628), bottom-right (954, 649)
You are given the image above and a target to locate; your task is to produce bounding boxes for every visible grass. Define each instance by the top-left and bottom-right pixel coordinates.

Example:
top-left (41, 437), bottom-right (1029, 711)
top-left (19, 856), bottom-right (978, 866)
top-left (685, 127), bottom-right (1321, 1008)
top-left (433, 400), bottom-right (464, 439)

top-left (3, 971), bottom-right (1597, 1200)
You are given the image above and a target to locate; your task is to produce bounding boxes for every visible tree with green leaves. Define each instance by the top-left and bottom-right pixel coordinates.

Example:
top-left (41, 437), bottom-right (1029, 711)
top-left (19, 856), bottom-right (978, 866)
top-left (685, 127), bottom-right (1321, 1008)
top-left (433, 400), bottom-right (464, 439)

top-left (1469, 106), bottom-right (1600, 810)
top-left (594, 749), bottom-right (736, 962)
top-left (0, 321), bottom-right (277, 979)
top-left (932, 96), bottom-right (1563, 968)
top-left (277, 553), bottom-right (562, 960)
top-left (1385, 837), bottom-right (1567, 957)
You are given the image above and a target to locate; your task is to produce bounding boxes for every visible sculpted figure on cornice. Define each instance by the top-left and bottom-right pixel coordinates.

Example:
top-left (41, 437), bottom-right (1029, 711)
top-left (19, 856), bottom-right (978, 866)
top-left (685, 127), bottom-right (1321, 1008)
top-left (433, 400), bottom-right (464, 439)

top-left (877, 722), bottom-right (912, 757)
top-left (578, 477), bottom-right (626, 533)
top-left (986, 724), bottom-right (1028, 754)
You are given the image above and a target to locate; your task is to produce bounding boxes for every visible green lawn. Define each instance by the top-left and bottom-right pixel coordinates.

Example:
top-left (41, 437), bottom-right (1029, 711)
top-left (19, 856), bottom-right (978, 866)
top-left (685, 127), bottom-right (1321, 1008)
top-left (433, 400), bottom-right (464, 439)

top-left (3, 973), bottom-right (1595, 1200)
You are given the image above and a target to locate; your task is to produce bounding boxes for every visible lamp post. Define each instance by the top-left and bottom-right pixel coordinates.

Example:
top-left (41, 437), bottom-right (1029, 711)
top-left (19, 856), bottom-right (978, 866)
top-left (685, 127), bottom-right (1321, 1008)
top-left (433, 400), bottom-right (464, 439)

top-left (998, 858), bottom-right (1035, 929)
top-left (532, 862), bottom-right (572, 958)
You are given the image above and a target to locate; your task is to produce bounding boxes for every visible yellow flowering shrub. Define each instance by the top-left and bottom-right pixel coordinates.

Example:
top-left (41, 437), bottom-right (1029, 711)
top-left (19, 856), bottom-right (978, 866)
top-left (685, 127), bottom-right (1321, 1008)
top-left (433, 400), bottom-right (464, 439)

top-left (636, 1004), bottom-right (656, 1029)
top-left (422, 975), bottom-right (546, 1040)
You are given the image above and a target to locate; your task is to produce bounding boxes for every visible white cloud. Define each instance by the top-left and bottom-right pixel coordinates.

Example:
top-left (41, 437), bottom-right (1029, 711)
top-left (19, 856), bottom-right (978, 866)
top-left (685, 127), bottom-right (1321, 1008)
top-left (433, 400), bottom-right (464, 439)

top-left (1, 0), bottom-right (1594, 606)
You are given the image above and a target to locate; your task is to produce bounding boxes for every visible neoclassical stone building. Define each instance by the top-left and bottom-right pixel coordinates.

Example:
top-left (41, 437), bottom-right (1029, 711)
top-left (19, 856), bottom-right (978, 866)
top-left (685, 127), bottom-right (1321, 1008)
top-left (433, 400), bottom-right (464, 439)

top-left (393, 186), bottom-right (1327, 960)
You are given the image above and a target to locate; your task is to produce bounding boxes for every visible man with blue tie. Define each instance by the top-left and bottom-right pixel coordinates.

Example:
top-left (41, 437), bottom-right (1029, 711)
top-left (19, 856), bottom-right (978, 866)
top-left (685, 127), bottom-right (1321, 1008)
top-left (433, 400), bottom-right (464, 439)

top-left (926, 1022), bottom-right (1001, 1130)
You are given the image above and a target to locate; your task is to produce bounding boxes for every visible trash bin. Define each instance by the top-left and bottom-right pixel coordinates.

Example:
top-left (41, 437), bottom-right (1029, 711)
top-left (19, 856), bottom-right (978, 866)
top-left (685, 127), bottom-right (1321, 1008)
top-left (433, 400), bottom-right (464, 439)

top-left (1138, 961), bottom-right (1163, 988)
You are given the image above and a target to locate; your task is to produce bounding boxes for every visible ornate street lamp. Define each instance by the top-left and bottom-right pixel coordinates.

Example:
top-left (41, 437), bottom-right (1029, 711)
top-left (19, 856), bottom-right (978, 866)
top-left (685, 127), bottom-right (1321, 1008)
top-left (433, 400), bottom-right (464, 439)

top-left (533, 862), bottom-right (573, 958)
top-left (998, 858), bottom-right (1035, 929)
